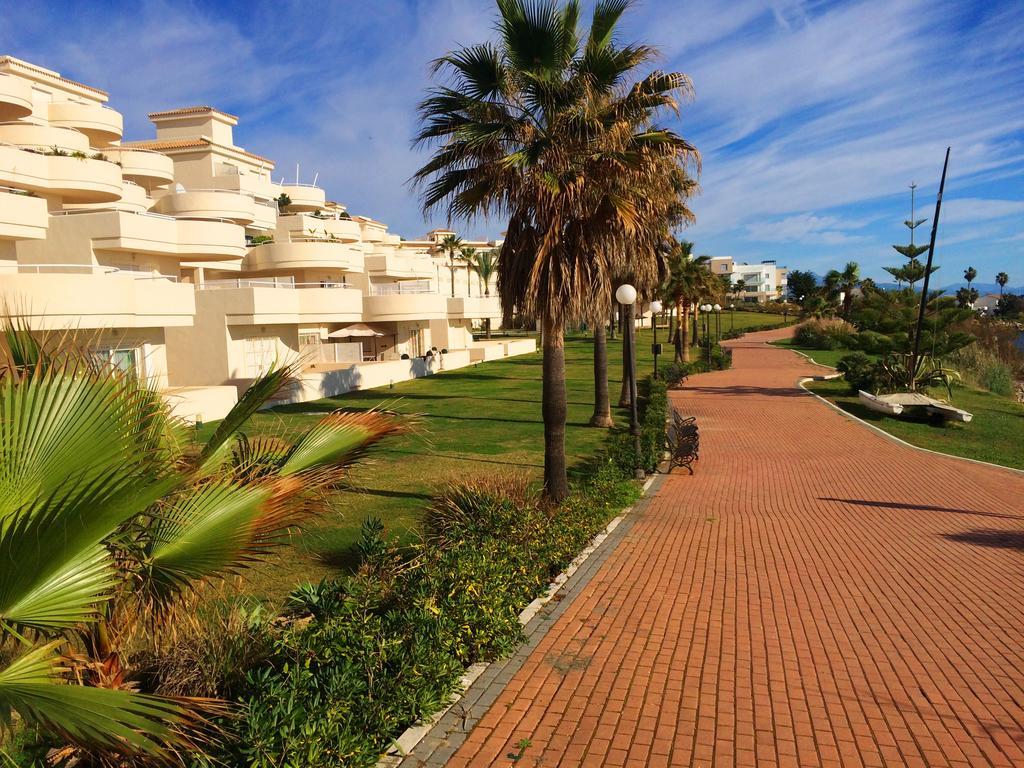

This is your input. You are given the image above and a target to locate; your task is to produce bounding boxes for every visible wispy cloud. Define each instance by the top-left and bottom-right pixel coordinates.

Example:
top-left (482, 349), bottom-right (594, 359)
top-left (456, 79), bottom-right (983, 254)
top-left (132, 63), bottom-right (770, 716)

top-left (0, 0), bottom-right (1020, 277)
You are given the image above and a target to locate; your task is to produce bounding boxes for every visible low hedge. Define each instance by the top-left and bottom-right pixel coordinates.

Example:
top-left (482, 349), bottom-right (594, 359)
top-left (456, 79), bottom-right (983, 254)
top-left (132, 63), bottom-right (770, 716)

top-left (201, 465), bottom-right (645, 766)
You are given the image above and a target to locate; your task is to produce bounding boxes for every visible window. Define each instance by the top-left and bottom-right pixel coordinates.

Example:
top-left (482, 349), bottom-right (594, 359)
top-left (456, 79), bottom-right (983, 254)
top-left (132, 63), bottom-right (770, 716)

top-left (244, 337), bottom-right (277, 377)
top-left (92, 347), bottom-right (139, 375)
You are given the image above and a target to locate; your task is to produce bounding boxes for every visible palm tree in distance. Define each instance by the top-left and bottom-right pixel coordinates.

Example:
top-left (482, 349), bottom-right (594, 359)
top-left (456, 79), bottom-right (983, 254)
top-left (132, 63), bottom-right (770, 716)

top-left (413, 0), bottom-right (698, 501)
top-left (439, 233), bottom-right (463, 298)
top-left (460, 246), bottom-right (478, 296)
top-left (469, 248), bottom-right (499, 337)
top-left (661, 242), bottom-right (712, 363)
top-left (996, 271), bottom-right (1009, 296)
top-left (824, 261), bottom-right (860, 318)
top-left (964, 266), bottom-right (977, 290)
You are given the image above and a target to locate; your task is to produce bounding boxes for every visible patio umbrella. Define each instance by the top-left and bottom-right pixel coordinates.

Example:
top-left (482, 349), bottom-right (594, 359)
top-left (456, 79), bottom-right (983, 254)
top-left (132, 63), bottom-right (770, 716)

top-left (328, 323), bottom-right (387, 338)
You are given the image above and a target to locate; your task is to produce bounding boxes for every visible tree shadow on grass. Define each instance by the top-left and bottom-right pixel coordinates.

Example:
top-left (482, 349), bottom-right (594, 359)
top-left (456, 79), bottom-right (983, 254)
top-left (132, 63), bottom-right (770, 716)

top-left (942, 529), bottom-right (1024, 551)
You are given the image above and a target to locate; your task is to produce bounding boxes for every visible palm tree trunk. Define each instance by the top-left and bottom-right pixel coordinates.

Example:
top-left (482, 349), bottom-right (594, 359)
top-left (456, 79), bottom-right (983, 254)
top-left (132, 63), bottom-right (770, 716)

top-left (691, 305), bottom-right (700, 348)
top-left (590, 325), bottom-right (613, 427)
top-left (681, 303), bottom-right (691, 363)
top-left (542, 315), bottom-right (569, 503)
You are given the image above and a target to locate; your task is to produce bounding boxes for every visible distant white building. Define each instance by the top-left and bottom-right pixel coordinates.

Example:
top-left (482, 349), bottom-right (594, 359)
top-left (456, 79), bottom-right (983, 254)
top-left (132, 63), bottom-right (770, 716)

top-left (708, 257), bottom-right (788, 303)
top-left (973, 293), bottom-right (1001, 314)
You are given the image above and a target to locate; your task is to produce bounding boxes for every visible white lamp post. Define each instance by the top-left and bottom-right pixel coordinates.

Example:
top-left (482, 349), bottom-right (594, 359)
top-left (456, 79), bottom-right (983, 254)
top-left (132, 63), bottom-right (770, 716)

top-left (615, 284), bottom-right (644, 479)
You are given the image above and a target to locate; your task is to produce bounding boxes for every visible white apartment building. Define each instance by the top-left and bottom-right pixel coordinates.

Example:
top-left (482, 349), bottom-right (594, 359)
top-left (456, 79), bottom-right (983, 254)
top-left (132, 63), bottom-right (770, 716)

top-left (0, 56), bottom-right (531, 421)
top-left (708, 256), bottom-right (788, 303)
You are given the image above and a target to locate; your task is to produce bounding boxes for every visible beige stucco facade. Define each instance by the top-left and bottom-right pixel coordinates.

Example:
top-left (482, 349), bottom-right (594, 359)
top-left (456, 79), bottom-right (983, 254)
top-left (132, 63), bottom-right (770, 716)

top-left (0, 56), bottom-right (531, 422)
top-left (709, 256), bottom-right (789, 303)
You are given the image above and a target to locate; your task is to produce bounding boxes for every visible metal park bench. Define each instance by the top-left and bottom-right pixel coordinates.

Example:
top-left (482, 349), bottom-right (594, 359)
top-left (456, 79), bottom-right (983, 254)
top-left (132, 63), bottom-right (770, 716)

top-left (667, 408), bottom-right (699, 474)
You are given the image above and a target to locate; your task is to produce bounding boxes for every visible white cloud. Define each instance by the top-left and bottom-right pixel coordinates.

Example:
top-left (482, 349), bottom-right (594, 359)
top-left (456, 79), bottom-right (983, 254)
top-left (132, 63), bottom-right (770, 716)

top-left (745, 213), bottom-right (870, 245)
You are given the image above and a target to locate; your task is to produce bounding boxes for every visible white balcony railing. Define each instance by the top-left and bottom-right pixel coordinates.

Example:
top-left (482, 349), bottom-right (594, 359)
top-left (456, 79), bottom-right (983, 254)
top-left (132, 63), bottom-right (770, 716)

top-left (202, 278), bottom-right (350, 291)
top-left (370, 279), bottom-right (435, 296)
top-left (0, 262), bottom-right (178, 280)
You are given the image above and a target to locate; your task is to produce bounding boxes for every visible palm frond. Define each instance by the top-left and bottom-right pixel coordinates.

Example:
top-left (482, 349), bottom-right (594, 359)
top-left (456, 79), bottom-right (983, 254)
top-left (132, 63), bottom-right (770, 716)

top-left (0, 641), bottom-right (193, 757)
top-left (199, 362), bottom-right (298, 467)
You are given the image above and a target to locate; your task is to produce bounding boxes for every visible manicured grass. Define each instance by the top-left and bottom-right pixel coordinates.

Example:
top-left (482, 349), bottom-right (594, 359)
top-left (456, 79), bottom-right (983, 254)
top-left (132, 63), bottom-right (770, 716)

top-left (775, 340), bottom-right (1024, 471)
top-left (806, 378), bottom-right (1024, 470)
top-left (201, 313), bottom-right (787, 602)
top-left (769, 338), bottom-right (862, 369)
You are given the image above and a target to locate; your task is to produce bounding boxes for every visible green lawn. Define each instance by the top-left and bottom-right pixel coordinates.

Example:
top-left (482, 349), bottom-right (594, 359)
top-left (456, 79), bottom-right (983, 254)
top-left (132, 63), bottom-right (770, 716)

top-left (200, 312), bottom-right (787, 602)
top-left (769, 338), bottom-right (860, 369)
top-left (771, 341), bottom-right (1024, 471)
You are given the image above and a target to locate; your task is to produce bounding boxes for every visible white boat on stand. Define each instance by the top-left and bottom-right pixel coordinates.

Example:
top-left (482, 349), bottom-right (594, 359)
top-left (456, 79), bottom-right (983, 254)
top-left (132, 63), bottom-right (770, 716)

top-left (857, 390), bottom-right (972, 423)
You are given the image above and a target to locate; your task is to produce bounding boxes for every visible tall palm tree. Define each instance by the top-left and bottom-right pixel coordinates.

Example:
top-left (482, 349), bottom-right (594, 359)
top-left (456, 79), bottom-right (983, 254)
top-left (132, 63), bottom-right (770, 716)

top-left (996, 271), bottom-right (1009, 296)
top-left (824, 261), bottom-right (860, 318)
top-left (0, 322), bottom-right (400, 763)
top-left (469, 248), bottom-right (500, 337)
top-left (661, 242), bottom-right (711, 363)
top-left (963, 266), bottom-right (977, 290)
top-left (414, 0), bottom-right (697, 501)
top-left (439, 234), bottom-right (463, 297)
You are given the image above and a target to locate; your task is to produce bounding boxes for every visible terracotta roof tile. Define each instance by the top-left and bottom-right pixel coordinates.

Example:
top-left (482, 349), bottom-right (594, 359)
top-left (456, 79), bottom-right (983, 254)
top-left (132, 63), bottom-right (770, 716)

top-left (123, 137), bottom-right (274, 166)
top-left (0, 55), bottom-right (108, 98)
top-left (148, 105), bottom-right (239, 121)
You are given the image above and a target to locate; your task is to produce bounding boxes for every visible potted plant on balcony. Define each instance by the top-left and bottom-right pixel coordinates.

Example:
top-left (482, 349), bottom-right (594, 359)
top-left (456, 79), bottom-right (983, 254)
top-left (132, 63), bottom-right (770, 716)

top-left (276, 192), bottom-right (292, 212)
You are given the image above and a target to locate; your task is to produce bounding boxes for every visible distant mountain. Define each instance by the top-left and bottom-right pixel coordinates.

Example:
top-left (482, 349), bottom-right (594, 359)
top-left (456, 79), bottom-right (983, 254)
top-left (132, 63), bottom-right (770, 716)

top-left (866, 281), bottom-right (1023, 295)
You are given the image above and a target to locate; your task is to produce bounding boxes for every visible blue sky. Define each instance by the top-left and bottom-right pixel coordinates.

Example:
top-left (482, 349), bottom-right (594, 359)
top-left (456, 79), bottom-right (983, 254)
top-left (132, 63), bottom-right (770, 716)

top-left (1, 0), bottom-right (1021, 286)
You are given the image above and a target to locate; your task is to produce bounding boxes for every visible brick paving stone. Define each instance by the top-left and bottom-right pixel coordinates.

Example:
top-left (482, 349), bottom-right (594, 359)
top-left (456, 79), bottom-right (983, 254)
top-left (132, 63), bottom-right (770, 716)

top-left (401, 328), bottom-right (1024, 767)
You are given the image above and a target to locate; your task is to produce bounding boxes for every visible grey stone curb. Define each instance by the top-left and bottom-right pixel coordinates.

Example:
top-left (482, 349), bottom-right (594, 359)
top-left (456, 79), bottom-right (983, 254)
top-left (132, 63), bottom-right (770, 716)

top-left (376, 471), bottom-right (668, 767)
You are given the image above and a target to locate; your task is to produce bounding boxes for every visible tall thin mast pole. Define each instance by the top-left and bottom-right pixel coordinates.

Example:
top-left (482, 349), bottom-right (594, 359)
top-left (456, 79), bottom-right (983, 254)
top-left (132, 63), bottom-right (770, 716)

top-left (909, 147), bottom-right (951, 388)
top-left (909, 182), bottom-right (917, 247)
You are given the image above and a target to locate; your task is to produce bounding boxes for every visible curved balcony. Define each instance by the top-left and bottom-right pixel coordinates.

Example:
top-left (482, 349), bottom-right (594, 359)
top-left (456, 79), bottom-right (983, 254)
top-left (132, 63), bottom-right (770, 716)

top-left (359, 221), bottom-right (387, 243)
top-left (366, 251), bottom-right (435, 280)
top-left (0, 147), bottom-right (123, 203)
top-left (48, 101), bottom-right (123, 146)
top-left (277, 183), bottom-right (326, 212)
top-left (447, 295), bottom-right (502, 320)
top-left (0, 122), bottom-right (90, 153)
top-left (0, 270), bottom-right (194, 330)
top-left (47, 154), bottom-right (123, 202)
top-left (103, 147), bottom-right (175, 186)
top-left (54, 209), bottom-right (244, 260)
top-left (278, 213), bottom-right (360, 242)
top-left (176, 219), bottom-right (246, 259)
top-left (0, 75), bottom-right (33, 121)
top-left (0, 188), bottom-right (47, 240)
top-left (199, 281), bottom-right (362, 325)
top-left (245, 239), bottom-right (364, 274)
top-left (363, 285), bottom-right (447, 322)
top-left (251, 202), bottom-right (277, 231)
top-left (152, 189), bottom-right (257, 225)
top-left (212, 172), bottom-right (276, 200)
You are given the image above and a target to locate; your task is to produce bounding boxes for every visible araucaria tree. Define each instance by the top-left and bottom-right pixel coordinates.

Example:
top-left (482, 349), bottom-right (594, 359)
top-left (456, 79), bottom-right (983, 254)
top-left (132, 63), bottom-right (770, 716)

top-left (413, 0), bottom-right (698, 501)
top-left (889, 183), bottom-right (937, 287)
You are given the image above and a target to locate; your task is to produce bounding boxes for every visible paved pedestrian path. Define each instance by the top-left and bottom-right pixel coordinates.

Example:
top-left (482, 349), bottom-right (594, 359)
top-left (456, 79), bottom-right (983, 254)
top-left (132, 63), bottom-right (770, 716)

top-left (403, 328), bottom-right (1024, 768)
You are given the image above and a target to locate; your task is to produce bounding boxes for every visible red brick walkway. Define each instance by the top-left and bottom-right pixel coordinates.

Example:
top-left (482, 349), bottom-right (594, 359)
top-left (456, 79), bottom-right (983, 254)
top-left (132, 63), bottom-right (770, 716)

top-left (446, 328), bottom-right (1024, 768)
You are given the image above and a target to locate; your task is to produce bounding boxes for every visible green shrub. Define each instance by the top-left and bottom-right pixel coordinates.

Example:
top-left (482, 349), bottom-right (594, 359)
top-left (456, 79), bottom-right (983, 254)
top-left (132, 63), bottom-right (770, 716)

top-left (979, 361), bottom-right (1014, 396)
top-left (837, 352), bottom-right (883, 393)
top-left (852, 330), bottom-right (894, 355)
top-left (207, 472), bottom-right (639, 768)
top-left (794, 318), bottom-right (857, 350)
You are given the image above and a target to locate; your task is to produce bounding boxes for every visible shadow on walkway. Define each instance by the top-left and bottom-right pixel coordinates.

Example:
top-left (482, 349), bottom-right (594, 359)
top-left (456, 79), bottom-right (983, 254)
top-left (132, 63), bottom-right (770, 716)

top-left (942, 529), bottom-right (1024, 551)
top-left (819, 497), bottom-right (1024, 521)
